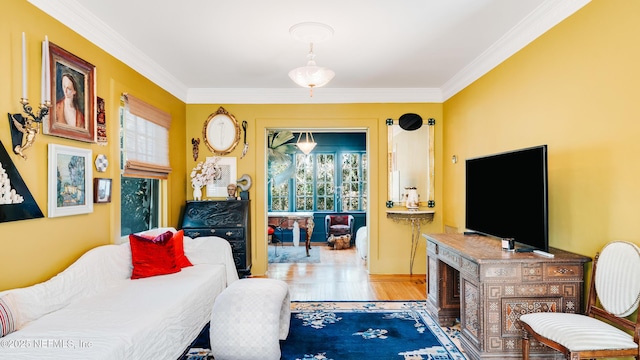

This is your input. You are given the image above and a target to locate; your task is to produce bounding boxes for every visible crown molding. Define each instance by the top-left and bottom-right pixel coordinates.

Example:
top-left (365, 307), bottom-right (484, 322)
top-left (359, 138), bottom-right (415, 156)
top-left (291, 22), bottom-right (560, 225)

top-left (28, 0), bottom-right (189, 102)
top-left (441, 0), bottom-right (591, 101)
top-left (187, 88), bottom-right (443, 104)
top-left (29, 0), bottom-right (590, 104)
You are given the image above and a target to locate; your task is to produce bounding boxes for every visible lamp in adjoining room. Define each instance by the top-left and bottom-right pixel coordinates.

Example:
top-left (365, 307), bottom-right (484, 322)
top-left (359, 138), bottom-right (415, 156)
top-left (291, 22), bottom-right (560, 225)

top-left (288, 22), bottom-right (335, 97)
top-left (296, 131), bottom-right (317, 155)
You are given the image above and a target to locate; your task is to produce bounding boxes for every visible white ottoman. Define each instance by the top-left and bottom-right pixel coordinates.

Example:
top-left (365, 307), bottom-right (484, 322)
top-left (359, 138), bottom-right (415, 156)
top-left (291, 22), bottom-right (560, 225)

top-left (210, 278), bottom-right (290, 360)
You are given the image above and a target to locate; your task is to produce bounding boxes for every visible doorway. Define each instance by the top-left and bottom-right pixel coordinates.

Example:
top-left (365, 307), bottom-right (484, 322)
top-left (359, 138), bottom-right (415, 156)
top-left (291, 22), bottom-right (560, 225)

top-left (265, 129), bottom-right (369, 271)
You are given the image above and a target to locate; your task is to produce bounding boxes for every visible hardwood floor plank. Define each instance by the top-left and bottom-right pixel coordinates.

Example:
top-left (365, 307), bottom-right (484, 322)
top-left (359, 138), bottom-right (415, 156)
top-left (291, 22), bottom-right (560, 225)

top-left (255, 244), bottom-right (427, 301)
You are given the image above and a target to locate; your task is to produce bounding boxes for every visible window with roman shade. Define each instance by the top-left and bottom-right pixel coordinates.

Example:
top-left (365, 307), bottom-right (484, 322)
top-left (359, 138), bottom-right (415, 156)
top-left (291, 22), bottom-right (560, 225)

top-left (121, 93), bottom-right (171, 179)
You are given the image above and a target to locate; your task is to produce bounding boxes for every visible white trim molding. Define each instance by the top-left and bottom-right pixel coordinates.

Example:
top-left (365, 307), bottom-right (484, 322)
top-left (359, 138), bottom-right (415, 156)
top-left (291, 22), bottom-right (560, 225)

top-left (29, 0), bottom-right (590, 104)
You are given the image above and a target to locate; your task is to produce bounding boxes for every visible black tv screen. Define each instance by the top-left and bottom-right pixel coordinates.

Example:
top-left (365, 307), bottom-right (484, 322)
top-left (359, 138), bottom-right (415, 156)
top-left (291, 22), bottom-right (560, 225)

top-left (465, 145), bottom-right (549, 252)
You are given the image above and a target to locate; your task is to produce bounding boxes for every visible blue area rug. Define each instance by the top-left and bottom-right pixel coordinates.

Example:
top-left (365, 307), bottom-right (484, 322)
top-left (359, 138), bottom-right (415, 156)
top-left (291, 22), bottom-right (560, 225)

top-left (268, 245), bottom-right (320, 263)
top-left (182, 301), bottom-right (466, 360)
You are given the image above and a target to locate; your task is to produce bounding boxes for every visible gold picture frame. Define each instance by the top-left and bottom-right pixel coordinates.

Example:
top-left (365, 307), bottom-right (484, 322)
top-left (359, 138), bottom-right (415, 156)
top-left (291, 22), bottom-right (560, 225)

top-left (44, 42), bottom-right (96, 143)
top-left (202, 106), bottom-right (240, 156)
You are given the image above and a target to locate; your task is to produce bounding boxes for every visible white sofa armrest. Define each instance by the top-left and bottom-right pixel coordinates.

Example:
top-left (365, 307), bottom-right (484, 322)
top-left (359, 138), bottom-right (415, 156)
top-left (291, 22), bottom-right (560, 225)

top-left (184, 236), bottom-right (239, 285)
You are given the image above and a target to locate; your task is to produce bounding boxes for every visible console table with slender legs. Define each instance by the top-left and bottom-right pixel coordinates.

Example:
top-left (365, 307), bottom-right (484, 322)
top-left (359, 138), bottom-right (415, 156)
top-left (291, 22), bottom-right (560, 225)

top-left (386, 210), bottom-right (434, 274)
top-left (423, 233), bottom-right (591, 359)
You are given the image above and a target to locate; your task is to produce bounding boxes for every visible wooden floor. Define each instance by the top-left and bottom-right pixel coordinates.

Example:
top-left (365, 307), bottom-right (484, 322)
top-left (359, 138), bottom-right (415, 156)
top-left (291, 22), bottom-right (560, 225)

top-left (259, 243), bottom-right (427, 301)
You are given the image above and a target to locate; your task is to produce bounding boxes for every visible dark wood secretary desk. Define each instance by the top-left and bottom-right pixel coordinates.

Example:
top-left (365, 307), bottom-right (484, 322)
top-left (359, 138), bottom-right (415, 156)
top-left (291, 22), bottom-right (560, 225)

top-left (423, 233), bottom-right (591, 359)
top-left (180, 200), bottom-right (251, 277)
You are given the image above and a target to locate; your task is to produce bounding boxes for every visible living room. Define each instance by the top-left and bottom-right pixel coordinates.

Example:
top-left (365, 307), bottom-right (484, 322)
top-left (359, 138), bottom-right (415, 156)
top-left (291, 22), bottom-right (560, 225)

top-left (1, 1), bottom-right (639, 357)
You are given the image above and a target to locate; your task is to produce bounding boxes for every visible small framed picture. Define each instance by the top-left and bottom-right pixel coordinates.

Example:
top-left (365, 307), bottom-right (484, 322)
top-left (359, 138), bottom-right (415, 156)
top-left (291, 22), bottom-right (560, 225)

top-left (48, 144), bottom-right (93, 217)
top-left (94, 178), bottom-right (112, 203)
top-left (205, 156), bottom-right (237, 198)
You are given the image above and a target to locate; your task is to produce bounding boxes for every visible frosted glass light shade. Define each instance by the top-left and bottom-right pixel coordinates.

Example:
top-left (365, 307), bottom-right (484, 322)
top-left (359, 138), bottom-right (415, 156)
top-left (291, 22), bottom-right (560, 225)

top-left (296, 131), bottom-right (317, 155)
top-left (288, 59), bottom-right (335, 89)
top-left (296, 141), bottom-right (317, 155)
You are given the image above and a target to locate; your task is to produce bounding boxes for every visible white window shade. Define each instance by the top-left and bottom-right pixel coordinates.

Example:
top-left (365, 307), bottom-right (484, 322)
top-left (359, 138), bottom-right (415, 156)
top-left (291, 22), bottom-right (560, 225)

top-left (122, 94), bottom-right (171, 179)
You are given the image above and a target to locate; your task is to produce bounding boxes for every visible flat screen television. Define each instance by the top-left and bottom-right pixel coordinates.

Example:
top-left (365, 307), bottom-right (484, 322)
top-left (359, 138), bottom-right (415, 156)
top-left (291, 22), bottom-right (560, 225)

top-left (465, 145), bottom-right (549, 252)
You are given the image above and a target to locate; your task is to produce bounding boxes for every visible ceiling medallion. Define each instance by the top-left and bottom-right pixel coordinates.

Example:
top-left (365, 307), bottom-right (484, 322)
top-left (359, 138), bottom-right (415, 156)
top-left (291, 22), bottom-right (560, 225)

top-left (288, 22), bottom-right (336, 97)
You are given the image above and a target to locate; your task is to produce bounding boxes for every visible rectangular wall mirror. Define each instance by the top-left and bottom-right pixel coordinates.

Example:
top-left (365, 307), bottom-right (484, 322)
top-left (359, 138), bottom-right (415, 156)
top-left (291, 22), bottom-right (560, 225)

top-left (387, 116), bottom-right (434, 208)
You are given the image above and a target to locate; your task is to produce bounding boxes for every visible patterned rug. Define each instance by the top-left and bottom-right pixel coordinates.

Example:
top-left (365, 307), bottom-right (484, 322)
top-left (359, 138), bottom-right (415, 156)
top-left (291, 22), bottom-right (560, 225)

top-left (182, 301), bottom-right (466, 360)
top-left (268, 245), bottom-right (320, 263)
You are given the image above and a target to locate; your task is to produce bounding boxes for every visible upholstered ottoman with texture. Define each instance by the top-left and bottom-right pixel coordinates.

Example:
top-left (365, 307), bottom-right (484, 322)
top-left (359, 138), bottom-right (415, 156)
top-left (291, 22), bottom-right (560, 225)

top-left (209, 278), bottom-right (290, 360)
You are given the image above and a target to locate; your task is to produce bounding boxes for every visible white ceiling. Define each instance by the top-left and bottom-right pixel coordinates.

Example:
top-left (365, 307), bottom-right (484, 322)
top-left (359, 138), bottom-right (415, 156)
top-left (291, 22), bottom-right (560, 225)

top-left (29, 0), bottom-right (589, 104)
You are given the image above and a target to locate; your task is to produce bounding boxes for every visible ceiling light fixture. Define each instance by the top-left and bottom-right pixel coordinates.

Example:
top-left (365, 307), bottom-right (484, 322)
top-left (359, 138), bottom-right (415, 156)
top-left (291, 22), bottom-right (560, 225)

top-left (296, 131), bottom-right (317, 155)
top-left (288, 22), bottom-right (335, 97)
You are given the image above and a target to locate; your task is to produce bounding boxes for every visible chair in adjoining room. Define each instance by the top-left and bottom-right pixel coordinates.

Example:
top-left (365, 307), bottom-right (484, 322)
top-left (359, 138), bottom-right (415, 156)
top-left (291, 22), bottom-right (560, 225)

top-left (519, 241), bottom-right (640, 360)
top-left (267, 225), bottom-right (282, 256)
top-left (324, 214), bottom-right (354, 244)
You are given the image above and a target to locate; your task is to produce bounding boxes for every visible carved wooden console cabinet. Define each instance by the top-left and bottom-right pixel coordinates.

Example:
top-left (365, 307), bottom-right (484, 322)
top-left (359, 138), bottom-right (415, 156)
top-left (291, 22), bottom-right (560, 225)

top-left (180, 200), bottom-right (251, 277)
top-left (423, 233), bottom-right (590, 359)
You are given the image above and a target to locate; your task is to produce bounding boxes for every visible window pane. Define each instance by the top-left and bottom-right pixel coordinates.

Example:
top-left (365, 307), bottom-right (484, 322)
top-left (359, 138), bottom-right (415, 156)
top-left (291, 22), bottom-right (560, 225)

top-left (268, 153), bottom-right (293, 211)
top-left (316, 153), bottom-right (335, 211)
top-left (341, 153), bottom-right (362, 211)
top-left (270, 182), bottom-right (289, 211)
top-left (120, 176), bottom-right (159, 236)
top-left (362, 153), bottom-right (368, 210)
top-left (295, 154), bottom-right (314, 211)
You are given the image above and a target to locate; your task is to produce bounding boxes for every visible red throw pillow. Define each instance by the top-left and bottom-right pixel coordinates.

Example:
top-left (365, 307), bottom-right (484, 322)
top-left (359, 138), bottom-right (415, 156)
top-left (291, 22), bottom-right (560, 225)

top-left (129, 231), bottom-right (181, 279)
top-left (172, 230), bottom-right (193, 268)
top-left (139, 230), bottom-right (192, 268)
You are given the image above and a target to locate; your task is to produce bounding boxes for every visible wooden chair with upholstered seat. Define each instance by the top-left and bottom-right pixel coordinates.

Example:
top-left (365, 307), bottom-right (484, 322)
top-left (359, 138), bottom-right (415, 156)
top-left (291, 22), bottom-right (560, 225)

top-left (519, 241), bottom-right (640, 360)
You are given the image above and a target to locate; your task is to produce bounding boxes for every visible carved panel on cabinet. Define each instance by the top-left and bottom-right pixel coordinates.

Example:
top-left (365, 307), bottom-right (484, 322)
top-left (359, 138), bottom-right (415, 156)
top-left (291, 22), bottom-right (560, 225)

top-left (183, 201), bottom-right (246, 227)
top-left (482, 264), bottom-right (519, 282)
top-left (440, 247), bottom-right (462, 268)
top-left (463, 280), bottom-right (479, 339)
top-left (544, 263), bottom-right (583, 281)
top-left (427, 240), bottom-right (437, 254)
top-left (460, 258), bottom-right (478, 278)
top-left (522, 262), bottom-right (544, 282)
top-left (428, 256), bottom-right (438, 297)
top-left (502, 298), bottom-right (559, 335)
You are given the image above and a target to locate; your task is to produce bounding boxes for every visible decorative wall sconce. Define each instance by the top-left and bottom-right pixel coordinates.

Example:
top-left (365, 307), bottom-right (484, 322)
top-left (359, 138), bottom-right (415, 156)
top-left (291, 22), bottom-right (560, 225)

top-left (192, 137), bottom-right (200, 161)
top-left (8, 33), bottom-right (51, 160)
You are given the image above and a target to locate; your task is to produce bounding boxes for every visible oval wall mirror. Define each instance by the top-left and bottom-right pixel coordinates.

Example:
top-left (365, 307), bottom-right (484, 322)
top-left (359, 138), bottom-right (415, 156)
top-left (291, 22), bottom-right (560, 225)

top-left (203, 106), bottom-right (241, 156)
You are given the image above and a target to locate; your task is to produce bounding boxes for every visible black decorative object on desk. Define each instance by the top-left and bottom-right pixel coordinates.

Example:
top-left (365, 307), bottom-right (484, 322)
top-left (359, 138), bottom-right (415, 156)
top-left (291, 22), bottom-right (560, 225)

top-left (180, 200), bottom-right (251, 277)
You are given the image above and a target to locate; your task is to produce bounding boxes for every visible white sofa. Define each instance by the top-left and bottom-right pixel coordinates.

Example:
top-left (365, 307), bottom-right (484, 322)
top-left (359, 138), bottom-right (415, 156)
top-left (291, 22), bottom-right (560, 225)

top-left (0, 227), bottom-right (238, 360)
top-left (355, 226), bottom-right (368, 260)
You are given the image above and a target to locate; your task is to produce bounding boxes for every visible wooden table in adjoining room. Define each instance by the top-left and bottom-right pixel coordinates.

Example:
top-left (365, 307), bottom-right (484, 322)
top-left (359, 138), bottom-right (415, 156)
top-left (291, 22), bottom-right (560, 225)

top-left (268, 212), bottom-right (315, 256)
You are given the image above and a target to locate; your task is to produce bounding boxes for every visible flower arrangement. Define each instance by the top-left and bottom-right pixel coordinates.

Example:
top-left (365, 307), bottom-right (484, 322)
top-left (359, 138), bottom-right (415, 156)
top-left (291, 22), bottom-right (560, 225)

top-left (190, 157), bottom-right (222, 200)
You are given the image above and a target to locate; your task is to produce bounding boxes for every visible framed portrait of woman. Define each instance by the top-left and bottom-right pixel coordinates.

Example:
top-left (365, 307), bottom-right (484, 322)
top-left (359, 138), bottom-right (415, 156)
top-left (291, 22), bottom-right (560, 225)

top-left (44, 42), bottom-right (96, 143)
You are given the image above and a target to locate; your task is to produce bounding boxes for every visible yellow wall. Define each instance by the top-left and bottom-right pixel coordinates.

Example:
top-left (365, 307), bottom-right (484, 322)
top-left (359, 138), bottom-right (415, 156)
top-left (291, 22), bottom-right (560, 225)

top-left (186, 104), bottom-right (443, 276)
top-left (443, 0), bottom-right (640, 258)
top-left (7, 0), bottom-right (638, 296)
top-left (0, 1), bottom-right (186, 291)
